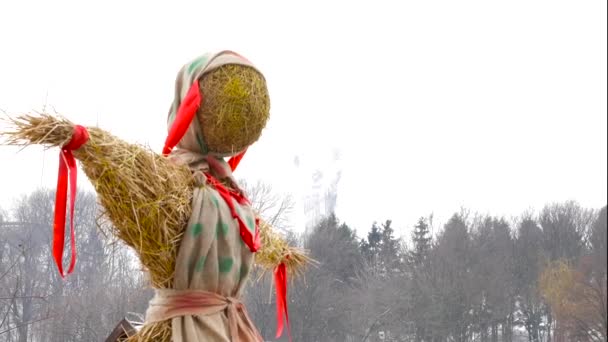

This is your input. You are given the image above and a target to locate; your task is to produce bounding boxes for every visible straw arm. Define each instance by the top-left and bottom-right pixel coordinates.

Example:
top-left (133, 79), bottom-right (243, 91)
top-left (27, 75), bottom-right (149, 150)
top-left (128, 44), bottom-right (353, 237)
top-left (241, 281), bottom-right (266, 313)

top-left (1, 113), bottom-right (311, 284)
top-left (254, 217), bottom-right (314, 278)
top-left (1, 113), bottom-right (194, 287)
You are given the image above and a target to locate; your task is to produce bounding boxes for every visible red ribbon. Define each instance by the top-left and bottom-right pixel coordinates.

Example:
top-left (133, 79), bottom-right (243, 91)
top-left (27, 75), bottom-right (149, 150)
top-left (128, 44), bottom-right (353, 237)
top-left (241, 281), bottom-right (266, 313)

top-left (227, 149), bottom-right (247, 171)
top-left (163, 81), bottom-right (258, 250)
top-left (163, 81), bottom-right (247, 173)
top-left (275, 262), bottom-right (292, 341)
top-left (204, 173), bottom-right (260, 252)
top-left (163, 82), bottom-right (202, 156)
top-left (53, 125), bottom-right (89, 278)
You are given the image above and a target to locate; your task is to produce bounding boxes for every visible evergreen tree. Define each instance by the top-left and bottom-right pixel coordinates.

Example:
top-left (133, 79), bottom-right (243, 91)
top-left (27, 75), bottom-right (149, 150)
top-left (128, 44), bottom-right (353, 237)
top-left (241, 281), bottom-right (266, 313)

top-left (408, 217), bottom-right (433, 341)
top-left (379, 220), bottom-right (401, 273)
top-left (362, 222), bottom-right (382, 274)
top-left (410, 217), bottom-right (432, 266)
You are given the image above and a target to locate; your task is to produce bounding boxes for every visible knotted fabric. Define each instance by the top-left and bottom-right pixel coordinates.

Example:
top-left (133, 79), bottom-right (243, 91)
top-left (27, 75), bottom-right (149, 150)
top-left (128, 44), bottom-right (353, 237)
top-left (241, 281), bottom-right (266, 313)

top-left (145, 289), bottom-right (263, 342)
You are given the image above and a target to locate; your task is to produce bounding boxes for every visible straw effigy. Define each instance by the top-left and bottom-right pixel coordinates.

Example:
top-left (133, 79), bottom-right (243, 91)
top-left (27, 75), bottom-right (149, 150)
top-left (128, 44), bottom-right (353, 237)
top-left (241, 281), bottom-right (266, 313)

top-left (1, 113), bottom-right (312, 340)
top-left (1, 57), bottom-right (312, 341)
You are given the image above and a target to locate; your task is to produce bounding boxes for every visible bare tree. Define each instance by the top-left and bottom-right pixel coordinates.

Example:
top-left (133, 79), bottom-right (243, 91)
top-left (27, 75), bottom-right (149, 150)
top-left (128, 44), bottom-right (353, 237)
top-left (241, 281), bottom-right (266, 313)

top-left (0, 188), bottom-right (151, 342)
top-left (238, 179), bottom-right (298, 339)
top-left (538, 201), bottom-right (596, 340)
top-left (239, 179), bottom-right (294, 231)
top-left (590, 206), bottom-right (607, 279)
top-left (539, 201), bottom-right (595, 262)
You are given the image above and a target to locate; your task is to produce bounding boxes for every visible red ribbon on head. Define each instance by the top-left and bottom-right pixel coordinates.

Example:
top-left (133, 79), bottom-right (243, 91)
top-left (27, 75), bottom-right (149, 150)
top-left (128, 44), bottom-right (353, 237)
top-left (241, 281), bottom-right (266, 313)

top-left (163, 81), bottom-right (247, 172)
top-left (228, 149), bottom-right (247, 171)
top-left (53, 125), bottom-right (89, 278)
top-left (275, 262), bottom-right (292, 341)
top-left (163, 82), bottom-right (202, 156)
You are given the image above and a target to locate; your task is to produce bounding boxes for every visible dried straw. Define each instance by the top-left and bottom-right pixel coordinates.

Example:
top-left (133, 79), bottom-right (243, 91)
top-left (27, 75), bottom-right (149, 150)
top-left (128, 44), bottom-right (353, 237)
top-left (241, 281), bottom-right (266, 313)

top-left (1, 113), bottom-right (311, 341)
top-left (2, 113), bottom-right (192, 288)
top-left (255, 219), bottom-right (316, 279)
top-left (126, 324), bottom-right (171, 342)
top-left (198, 64), bottom-right (270, 155)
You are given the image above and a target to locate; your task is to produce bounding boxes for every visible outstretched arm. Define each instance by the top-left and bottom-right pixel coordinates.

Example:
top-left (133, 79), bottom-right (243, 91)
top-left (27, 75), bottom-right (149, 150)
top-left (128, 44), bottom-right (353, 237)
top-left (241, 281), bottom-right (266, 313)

top-left (2, 113), bottom-right (312, 285)
top-left (2, 113), bottom-right (193, 288)
top-left (255, 217), bottom-right (314, 278)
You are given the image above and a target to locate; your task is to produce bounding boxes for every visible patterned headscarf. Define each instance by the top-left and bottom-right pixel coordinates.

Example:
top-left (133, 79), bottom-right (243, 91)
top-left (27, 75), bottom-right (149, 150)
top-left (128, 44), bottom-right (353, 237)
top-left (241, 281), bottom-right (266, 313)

top-left (163, 50), bottom-right (260, 179)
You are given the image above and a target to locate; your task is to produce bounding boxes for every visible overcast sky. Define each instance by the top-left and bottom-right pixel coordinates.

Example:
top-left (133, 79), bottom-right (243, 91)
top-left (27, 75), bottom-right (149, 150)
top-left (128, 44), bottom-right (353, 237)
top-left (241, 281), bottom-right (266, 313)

top-left (1, 0), bottom-right (606, 239)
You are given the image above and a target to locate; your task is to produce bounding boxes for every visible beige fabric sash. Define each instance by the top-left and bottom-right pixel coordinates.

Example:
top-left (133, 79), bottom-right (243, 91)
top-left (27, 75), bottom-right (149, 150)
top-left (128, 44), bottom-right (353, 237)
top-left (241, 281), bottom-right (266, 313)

top-left (145, 289), bottom-right (263, 342)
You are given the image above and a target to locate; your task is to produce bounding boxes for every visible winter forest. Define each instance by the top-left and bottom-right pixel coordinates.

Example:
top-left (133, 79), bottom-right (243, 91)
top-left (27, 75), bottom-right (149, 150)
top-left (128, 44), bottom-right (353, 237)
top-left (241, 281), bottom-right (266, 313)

top-left (0, 183), bottom-right (606, 342)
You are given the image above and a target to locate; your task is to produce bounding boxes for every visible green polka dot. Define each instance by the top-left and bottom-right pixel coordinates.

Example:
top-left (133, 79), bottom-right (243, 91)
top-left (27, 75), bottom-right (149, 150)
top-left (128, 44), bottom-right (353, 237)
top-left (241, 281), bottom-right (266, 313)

top-left (216, 222), bottom-right (229, 237)
top-left (211, 194), bottom-right (219, 207)
top-left (191, 223), bottom-right (203, 237)
top-left (246, 217), bottom-right (255, 232)
top-left (195, 256), bottom-right (206, 272)
top-left (188, 56), bottom-right (208, 74)
top-left (218, 257), bottom-right (234, 273)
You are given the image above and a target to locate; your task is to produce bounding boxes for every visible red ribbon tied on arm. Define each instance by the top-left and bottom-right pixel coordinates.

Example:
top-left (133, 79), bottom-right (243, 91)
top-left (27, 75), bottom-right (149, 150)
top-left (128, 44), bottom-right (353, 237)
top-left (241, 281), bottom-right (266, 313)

top-left (275, 262), bottom-right (292, 341)
top-left (53, 124), bottom-right (89, 278)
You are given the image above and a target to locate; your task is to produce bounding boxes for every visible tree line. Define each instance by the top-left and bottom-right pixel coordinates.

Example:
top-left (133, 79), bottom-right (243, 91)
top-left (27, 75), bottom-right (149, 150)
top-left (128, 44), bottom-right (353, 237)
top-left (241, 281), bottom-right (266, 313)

top-left (246, 200), bottom-right (606, 342)
top-left (0, 187), bottom-right (606, 342)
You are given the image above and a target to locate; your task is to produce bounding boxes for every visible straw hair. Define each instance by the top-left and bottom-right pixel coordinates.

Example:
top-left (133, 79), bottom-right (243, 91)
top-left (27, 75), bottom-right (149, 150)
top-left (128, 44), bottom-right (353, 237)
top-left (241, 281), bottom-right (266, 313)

top-left (198, 64), bottom-right (270, 154)
top-left (1, 112), bottom-right (311, 341)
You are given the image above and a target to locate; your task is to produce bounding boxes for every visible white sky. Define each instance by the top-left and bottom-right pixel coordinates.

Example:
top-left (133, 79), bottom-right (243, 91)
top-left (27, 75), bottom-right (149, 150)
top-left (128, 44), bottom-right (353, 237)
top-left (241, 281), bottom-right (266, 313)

top-left (1, 0), bottom-right (606, 239)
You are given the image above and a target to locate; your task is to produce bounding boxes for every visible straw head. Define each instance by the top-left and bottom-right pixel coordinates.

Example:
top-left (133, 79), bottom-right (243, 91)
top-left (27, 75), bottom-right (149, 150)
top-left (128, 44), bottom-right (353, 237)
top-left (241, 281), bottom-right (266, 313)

top-left (197, 64), bottom-right (270, 155)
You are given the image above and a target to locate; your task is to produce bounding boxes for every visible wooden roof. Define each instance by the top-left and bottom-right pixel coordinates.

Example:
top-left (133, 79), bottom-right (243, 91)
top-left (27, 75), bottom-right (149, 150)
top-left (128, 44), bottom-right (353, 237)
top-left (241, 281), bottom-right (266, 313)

top-left (105, 318), bottom-right (141, 342)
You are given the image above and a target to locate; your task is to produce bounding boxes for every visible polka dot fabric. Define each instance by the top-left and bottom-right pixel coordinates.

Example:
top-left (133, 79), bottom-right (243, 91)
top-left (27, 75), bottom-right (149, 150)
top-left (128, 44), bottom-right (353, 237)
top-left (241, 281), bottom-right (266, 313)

top-left (152, 51), bottom-right (265, 341)
top-left (169, 172), bottom-right (258, 341)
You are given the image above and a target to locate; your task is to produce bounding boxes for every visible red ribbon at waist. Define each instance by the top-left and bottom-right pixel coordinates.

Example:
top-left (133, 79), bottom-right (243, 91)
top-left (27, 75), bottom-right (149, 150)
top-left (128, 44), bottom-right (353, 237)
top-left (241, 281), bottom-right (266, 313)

top-left (53, 125), bottom-right (89, 277)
